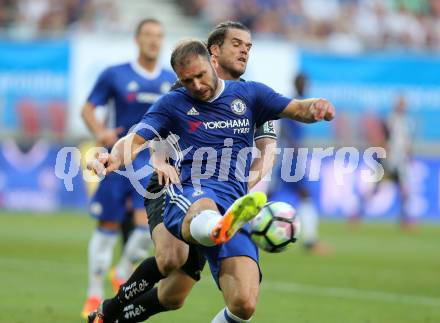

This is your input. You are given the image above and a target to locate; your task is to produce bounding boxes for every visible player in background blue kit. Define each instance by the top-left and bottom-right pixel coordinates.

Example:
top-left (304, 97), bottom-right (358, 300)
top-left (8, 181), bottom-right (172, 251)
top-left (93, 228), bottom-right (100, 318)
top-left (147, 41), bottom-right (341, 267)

top-left (89, 40), bottom-right (334, 323)
top-left (80, 18), bottom-right (176, 318)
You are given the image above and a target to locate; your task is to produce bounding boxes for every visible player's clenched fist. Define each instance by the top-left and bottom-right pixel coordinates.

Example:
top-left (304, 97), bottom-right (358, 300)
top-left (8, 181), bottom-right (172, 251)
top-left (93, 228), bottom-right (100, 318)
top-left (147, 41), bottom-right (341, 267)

top-left (281, 97), bottom-right (335, 123)
top-left (310, 98), bottom-right (335, 121)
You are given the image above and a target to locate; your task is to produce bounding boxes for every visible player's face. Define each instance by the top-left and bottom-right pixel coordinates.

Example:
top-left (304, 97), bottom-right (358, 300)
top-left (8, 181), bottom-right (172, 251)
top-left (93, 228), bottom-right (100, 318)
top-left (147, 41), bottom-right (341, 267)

top-left (176, 55), bottom-right (219, 101)
top-left (136, 22), bottom-right (164, 61)
top-left (216, 28), bottom-right (252, 78)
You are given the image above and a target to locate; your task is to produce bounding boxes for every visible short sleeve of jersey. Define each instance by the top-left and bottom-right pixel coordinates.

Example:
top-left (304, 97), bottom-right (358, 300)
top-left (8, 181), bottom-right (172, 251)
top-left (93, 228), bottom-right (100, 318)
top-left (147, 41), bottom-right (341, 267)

top-left (248, 81), bottom-right (290, 128)
top-left (87, 67), bottom-right (114, 107)
top-left (134, 95), bottom-right (172, 140)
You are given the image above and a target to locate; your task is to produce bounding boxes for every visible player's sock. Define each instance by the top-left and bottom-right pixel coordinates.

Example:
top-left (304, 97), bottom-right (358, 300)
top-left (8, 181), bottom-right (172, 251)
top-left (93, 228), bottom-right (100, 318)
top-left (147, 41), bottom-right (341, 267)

top-left (298, 199), bottom-right (319, 247)
top-left (211, 307), bottom-right (251, 322)
top-left (115, 226), bottom-right (151, 280)
top-left (102, 257), bottom-right (164, 320)
top-left (190, 209), bottom-right (222, 246)
top-left (116, 288), bottom-right (167, 322)
top-left (87, 227), bottom-right (118, 298)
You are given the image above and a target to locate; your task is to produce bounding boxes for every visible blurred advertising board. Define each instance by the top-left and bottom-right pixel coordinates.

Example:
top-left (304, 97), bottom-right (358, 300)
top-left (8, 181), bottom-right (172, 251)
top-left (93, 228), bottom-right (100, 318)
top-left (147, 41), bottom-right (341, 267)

top-left (298, 51), bottom-right (440, 142)
top-left (0, 40), bottom-right (70, 138)
top-left (271, 156), bottom-right (440, 221)
top-left (0, 140), bottom-right (87, 212)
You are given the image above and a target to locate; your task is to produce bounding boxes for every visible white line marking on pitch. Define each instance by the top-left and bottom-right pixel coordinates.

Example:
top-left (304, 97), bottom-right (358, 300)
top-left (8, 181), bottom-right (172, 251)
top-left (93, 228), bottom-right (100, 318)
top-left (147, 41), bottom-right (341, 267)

top-left (261, 281), bottom-right (440, 307)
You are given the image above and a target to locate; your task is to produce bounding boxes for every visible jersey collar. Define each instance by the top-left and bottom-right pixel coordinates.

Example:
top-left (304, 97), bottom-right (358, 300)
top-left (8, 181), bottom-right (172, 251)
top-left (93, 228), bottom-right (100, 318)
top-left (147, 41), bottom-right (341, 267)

top-left (208, 79), bottom-right (225, 103)
top-left (130, 60), bottom-right (161, 80)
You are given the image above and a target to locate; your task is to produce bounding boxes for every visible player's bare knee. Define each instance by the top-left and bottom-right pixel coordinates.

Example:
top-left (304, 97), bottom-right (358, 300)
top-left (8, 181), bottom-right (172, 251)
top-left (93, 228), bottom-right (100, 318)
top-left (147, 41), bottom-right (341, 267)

top-left (160, 256), bottom-right (183, 275)
top-left (155, 252), bottom-right (177, 275)
top-left (156, 250), bottom-right (185, 275)
top-left (228, 294), bottom-right (257, 319)
top-left (228, 297), bottom-right (257, 320)
top-left (161, 294), bottom-right (186, 310)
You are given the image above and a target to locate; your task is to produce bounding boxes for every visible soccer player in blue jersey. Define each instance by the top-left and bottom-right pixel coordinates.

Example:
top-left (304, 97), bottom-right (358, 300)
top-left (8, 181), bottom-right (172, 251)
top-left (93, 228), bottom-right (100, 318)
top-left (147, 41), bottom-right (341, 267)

top-left (89, 40), bottom-right (334, 322)
top-left (80, 18), bottom-right (176, 318)
top-left (88, 22), bottom-right (280, 323)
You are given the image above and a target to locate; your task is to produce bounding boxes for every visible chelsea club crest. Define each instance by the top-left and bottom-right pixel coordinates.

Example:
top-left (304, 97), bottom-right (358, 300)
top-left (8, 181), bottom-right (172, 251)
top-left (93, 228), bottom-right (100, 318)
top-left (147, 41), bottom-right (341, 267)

top-left (230, 99), bottom-right (247, 115)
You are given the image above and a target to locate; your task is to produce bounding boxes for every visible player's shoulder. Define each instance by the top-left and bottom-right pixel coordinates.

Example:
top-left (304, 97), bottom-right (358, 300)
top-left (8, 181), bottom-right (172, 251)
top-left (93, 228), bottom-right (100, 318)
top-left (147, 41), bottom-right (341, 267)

top-left (224, 79), bottom-right (268, 96)
top-left (159, 85), bottom-right (187, 102)
top-left (99, 62), bottom-right (131, 78)
top-left (242, 80), bottom-right (267, 88)
top-left (223, 79), bottom-right (246, 92)
top-left (225, 79), bottom-right (265, 89)
top-left (148, 88), bottom-right (188, 116)
top-left (106, 62), bottom-right (131, 73)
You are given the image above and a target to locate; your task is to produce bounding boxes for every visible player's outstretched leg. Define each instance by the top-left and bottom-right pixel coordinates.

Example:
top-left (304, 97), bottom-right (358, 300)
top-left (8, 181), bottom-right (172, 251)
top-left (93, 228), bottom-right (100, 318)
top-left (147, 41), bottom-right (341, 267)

top-left (188, 192), bottom-right (266, 246)
top-left (88, 270), bottom-right (198, 323)
top-left (115, 287), bottom-right (164, 322)
top-left (89, 222), bottom-right (205, 322)
top-left (88, 287), bottom-right (165, 323)
top-left (211, 192), bottom-right (267, 244)
top-left (89, 265), bottom-right (200, 323)
top-left (91, 257), bottom-right (164, 322)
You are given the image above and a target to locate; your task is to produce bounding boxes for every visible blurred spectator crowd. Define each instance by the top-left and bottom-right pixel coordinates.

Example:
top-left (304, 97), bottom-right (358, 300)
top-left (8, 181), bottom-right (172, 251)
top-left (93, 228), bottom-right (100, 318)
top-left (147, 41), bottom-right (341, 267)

top-left (2, 0), bottom-right (440, 51)
top-left (177, 0), bottom-right (440, 52)
top-left (0, 0), bottom-right (117, 35)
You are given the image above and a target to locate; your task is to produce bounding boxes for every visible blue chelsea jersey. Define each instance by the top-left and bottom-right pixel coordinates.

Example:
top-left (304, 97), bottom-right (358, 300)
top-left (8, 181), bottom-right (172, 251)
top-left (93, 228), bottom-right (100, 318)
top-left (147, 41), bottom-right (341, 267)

top-left (135, 80), bottom-right (290, 199)
top-left (87, 61), bottom-right (177, 138)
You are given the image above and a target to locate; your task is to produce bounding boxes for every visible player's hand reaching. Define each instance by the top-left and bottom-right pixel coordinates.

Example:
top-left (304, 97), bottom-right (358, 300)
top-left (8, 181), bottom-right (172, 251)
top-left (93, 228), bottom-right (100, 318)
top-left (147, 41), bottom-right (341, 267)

top-left (155, 163), bottom-right (180, 186)
top-left (87, 152), bottom-right (122, 177)
top-left (96, 127), bottom-right (124, 147)
top-left (150, 141), bottom-right (180, 186)
top-left (309, 99), bottom-right (335, 121)
top-left (151, 153), bottom-right (180, 186)
top-left (282, 98), bottom-right (335, 123)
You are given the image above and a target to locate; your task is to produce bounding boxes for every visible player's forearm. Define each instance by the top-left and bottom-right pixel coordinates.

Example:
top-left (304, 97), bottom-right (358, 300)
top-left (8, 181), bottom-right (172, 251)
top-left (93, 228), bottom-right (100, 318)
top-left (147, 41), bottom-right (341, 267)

top-left (249, 138), bottom-right (277, 189)
top-left (110, 133), bottom-right (148, 167)
top-left (280, 98), bottom-right (333, 123)
top-left (81, 102), bottom-right (106, 137)
top-left (248, 157), bottom-right (264, 190)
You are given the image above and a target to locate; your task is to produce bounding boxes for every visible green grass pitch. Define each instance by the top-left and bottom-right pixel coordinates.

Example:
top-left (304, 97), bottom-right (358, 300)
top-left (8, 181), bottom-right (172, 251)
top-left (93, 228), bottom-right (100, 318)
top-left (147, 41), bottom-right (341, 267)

top-left (0, 212), bottom-right (439, 323)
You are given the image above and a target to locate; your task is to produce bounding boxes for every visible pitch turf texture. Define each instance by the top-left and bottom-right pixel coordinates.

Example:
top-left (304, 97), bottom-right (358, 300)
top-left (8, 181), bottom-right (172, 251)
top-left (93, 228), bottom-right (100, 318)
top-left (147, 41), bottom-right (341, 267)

top-left (0, 212), bottom-right (439, 323)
